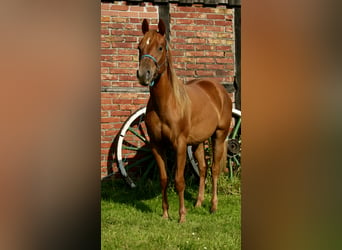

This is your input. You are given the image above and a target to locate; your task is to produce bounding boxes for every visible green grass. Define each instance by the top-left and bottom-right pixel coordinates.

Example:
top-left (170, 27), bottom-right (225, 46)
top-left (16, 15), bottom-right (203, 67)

top-left (101, 175), bottom-right (241, 249)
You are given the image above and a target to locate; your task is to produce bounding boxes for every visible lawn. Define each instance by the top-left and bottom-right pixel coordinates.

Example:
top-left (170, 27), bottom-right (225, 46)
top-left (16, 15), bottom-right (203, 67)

top-left (101, 175), bottom-right (241, 249)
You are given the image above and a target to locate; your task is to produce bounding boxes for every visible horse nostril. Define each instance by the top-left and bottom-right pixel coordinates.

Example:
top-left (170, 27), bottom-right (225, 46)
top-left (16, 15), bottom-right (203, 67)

top-left (146, 70), bottom-right (151, 78)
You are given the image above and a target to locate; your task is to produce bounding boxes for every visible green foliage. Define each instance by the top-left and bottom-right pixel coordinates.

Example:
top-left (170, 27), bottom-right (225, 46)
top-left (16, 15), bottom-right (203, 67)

top-left (101, 178), bottom-right (241, 249)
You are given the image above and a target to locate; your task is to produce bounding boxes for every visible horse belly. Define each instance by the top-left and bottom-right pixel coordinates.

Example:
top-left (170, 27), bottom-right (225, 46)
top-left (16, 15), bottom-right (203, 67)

top-left (187, 115), bottom-right (218, 145)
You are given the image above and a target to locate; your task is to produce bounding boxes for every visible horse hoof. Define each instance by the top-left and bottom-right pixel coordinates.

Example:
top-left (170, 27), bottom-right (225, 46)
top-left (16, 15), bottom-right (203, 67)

top-left (210, 208), bottom-right (217, 214)
top-left (178, 217), bottom-right (186, 223)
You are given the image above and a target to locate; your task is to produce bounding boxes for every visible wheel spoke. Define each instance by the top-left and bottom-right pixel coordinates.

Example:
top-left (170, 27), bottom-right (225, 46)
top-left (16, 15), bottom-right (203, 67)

top-left (127, 127), bottom-right (147, 143)
top-left (125, 154), bottom-right (154, 171)
top-left (140, 159), bottom-right (156, 181)
top-left (123, 145), bottom-right (151, 152)
top-left (231, 117), bottom-right (241, 139)
top-left (233, 155), bottom-right (240, 167)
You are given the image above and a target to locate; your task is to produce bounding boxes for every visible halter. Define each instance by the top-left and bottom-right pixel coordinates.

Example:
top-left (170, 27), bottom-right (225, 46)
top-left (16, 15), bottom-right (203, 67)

top-left (140, 42), bottom-right (168, 87)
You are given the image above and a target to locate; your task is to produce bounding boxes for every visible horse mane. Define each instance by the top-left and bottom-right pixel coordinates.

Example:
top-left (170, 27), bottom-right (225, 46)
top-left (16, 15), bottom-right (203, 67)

top-left (165, 45), bottom-right (190, 116)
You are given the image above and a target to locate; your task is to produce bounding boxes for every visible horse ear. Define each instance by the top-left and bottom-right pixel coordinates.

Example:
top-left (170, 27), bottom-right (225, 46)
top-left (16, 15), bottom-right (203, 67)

top-left (158, 19), bottom-right (166, 36)
top-left (142, 19), bottom-right (149, 34)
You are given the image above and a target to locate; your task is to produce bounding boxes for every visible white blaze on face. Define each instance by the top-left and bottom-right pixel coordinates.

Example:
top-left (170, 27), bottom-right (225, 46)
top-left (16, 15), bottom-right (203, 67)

top-left (146, 37), bottom-right (150, 45)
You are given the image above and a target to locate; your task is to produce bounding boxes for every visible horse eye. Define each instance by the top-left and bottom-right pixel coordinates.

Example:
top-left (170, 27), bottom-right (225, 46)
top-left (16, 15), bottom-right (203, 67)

top-left (159, 46), bottom-right (163, 51)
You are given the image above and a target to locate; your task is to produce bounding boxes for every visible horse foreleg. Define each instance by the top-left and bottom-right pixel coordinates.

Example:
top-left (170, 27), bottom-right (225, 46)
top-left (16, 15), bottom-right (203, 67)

top-left (151, 145), bottom-right (169, 219)
top-left (211, 131), bottom-right (228, 213)
top-left (193, 143), bottom-right (207, 208)
top-left (174, 139), bottom-right (187, 223)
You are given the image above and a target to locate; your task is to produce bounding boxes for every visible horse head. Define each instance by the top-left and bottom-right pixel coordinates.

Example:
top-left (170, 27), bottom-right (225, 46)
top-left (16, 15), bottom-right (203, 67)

top-left (137, 19), bottom-right (168, 87)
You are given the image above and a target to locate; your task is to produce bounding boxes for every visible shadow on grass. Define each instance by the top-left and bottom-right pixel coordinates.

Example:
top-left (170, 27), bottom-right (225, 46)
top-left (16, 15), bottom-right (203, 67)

top-left (101, 169), bottom-right (201, 214)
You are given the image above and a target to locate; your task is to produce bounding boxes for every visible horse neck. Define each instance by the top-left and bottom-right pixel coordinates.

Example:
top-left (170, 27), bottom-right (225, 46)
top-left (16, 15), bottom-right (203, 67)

top-left (149, 50), bottom-right (189, 118)
top-left (149, 71), bottom-right (174, 114)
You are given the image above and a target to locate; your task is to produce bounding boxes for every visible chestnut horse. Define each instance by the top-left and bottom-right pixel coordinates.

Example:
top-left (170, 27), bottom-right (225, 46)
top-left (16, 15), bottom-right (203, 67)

top-left (137, 19), bottom-right (232, 223)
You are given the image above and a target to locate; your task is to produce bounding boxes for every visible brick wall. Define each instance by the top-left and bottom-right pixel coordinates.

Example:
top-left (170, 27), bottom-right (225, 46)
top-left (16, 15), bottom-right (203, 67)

top-left (170, 4), bottom-right (235, 85)
top-left (101, 1), bottom-right (236, 178)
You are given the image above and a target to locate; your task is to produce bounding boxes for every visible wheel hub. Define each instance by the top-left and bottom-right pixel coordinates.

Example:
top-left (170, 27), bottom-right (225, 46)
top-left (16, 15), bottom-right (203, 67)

top-left (228, 138), bottom-right (240, 157)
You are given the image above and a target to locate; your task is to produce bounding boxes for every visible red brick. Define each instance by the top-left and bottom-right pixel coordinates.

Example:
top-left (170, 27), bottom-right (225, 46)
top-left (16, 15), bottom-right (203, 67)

top-left (119, 75), bottom-right (137, 81)
top-left (101, 30), bottom-right (109, 36)
top-left (101, 111), bottom-right (109, 118)
top-left (146, 7), bottom-right (157, 12)
top-left (139, 12), bottom-right (158, 19)
top-left (102, 104), bottom-right (120, 111)
top-left (216, 58), bottom-right (234, 64)
top-left (111, 17), bottom-right (129, 23)
top-left (174, 44), bottom-right (194, 50)
top-left (112, 55), bottom-right (133, 61)
top-left (110, 68), bottom-right (132, 74)
top-left (119, 49), bottom-right (138, 56)
top-left (172, 38), bottom-right (186, 44)
top-left (195, 32), bottom-right (215, 38)
top-left (194, 45), bottom-right (213, 50)
top-left (113, 98), bottom-right (132, 104)
top-left (101, 61), bottom-right (116, 67)
top-left (176, 19), bottom-right (194, 25)
top-left (187, 13), bottom-right (207, 19)
top-left (197, 58), bottom-right (215, 63)
top-left (194, 7), bottom-right (216, 13)
top-left (130, 18), bottom-right (141, 23)
top-left (205, 51), bottom-right (224, 57)
top-left (175, 70), bottom-right (195, 76)
top-left (195, 19), bottom-right (214, 25)
top-left (133, 98), bottom-right (148, 104)
top-left (101, 3), bottom-right (110, 10)
top-left (102, 135), bottom-right (115, 142)
top-left (101, 49), bottom-right (117, 55)
top-left (111, 5), bottom-right (129, 11)
top-left (186, 64), bottom-right (205, 69)
top-left (101, 42), bottom-right (111, 48)
top-left (171, 25), bottom-right (189, 31)
top-left (120, 104), bottom-right (137, 111)
top-left (112, 42), bottom-right (133, 49)
top-left (123, 30), bottom-right (142, 36)
top-left (102, 74), bottom-right (119, 81)
top-left (101, 68), bottom-right (109, 74)
top-left (112, 82), bottom-right (133, 88)
top-left (101, 117), bottom-right (126, 123)
top-left (185, 51), bottom-right (205, 57)
top-left (101, 16), bottom-right (110, 22)
top-left (216, 46), bottom-right (233, 51)
top-left (118, 62), bottom-right (138, 68)
top-left (207, 14), bottom-right (225, 20)
top-left (215, 20), bottom-right (232, 26)
top-left (111, 110), bottom-right (131, 116)
top-left (101, 98), bottom-right (112, 104)
top-left (111, 30), bottom-right (124, 36)
top-left (177, 7), bottom-right (197, 12)
top-left (170, 13), bottom-right (188, 18)
top-left (175, 31), bottom-right (195, 37)
top-left (196, 70), bottom-right (215, 76)
top-left (205, 64), bottom-right (225, 70)
top-left (101, 123), bottom-right (116, 130)
top-left (101, 93), bottom-right (115, 99)
top-left (204, 26), bottom-right (224, 32)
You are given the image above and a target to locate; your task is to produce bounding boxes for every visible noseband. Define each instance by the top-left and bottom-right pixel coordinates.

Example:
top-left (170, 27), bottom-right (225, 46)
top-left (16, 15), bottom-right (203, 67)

top-left (140, 43), bottom-right (168, 87)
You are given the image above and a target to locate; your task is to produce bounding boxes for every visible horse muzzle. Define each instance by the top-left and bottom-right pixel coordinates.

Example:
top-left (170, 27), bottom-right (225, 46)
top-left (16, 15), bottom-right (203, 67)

top-left (137, 62), bottom-right (157, 87)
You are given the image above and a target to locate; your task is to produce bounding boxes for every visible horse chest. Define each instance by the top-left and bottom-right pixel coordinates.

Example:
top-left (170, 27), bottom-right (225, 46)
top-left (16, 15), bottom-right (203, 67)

top-left (146, 112), bottom-right (186, 145)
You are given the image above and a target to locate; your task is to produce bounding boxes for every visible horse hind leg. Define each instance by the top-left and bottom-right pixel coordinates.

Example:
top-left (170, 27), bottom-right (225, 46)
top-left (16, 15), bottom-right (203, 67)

top-left (210, 129), bottom-right (229, 213)
top-left (193, 143), bottom-right (207, 208)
